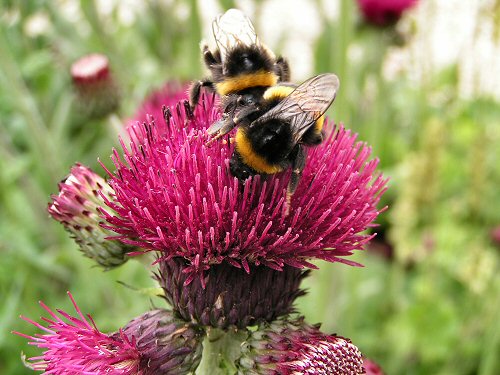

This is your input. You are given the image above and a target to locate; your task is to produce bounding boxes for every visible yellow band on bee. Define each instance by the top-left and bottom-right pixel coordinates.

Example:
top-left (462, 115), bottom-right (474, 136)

top-left (216, 71), bottom-right (278, 96)
top-left (235, 129), bottom-right (283, 174)
top-left (315, 115), bottom-right (325, 132)
top-left (263, 85), bottom-right (295, 101)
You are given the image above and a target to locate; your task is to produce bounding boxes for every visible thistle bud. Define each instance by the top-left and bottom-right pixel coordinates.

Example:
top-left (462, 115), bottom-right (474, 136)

top-left (158, 258), bottom-right (309, 329)
top-left (236, 317), bottom-right (364, 374)
top-left (121, 309), bottom-right (205, 375)
top-left (48, 163), bottom-right (133, 268)
top-left (71, 53), bottom-right (120, 118)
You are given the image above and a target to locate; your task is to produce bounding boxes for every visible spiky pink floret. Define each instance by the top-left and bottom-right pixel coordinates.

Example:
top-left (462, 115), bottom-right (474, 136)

top-left (101, 93), bottom-right (387, 283)
top-left (14, 292), bottom-right (140, 375)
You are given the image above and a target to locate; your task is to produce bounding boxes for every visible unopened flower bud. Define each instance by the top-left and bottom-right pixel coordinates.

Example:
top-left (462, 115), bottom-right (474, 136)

top-left (48, 163), bottom-right (133, 268)
top-left (71, 53), bottom-right (120, 118)
top-left (237, 317), bottom-right (364, 374)
top-left (121, 309), bottom-right (205, 375)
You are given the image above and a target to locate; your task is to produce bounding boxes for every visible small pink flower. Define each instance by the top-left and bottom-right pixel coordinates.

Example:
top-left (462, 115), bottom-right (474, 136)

top-left (14, 292), bottom-right (140, 374)
top-left (101, 92), bottom-right (387, 284)
top-left (357, 0), bottom-right (418, 26)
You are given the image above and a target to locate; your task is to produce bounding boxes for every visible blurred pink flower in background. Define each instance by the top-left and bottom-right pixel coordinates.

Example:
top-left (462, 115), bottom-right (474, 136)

top-left (357, 0), bottom-right (418, 26)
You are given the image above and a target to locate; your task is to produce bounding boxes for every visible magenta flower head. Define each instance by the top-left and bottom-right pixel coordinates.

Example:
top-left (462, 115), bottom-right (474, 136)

top-left (71, 53), bottom-right (120, 118)
top-left (357, 0), bottom-right (418, 27)
top-left (15, 293), bottom-right (204, 375)
top-left (14, 292), bottom-right (141, 374)
top-left (100, 90), bottom-right (386, 326)
top-left (48, 163), bottom-right (133, 268)
top-left (236, 317), bottom-right (364, 374)
top-left (102, 92), bottom-right (386, 279)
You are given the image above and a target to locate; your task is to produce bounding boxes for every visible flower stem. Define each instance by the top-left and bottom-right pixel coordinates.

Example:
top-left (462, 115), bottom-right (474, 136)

top-left (196, 327), bottom-right (247, 375)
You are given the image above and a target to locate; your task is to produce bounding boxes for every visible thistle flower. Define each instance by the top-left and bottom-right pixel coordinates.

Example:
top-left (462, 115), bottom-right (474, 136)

top-left (15, 293), bottom-right (204, 375)
top-left (71, 53), bottom-right (120, 118)
top-left (356, 0), bottom-right (418, 27)
top-left (14, 292), bottom-right (141, 374)
top-left (101, 92), bottom-right (387, 284)
top-left (236, 317), bottom-right (364, 374)
top-left (158, 258), bottom-right (309, 328)
top-left (48, 163), bottom-right (133, 268)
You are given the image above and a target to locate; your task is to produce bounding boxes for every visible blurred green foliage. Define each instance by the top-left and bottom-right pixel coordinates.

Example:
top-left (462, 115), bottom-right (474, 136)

top-left (1, 1), bottom-right (499, 374)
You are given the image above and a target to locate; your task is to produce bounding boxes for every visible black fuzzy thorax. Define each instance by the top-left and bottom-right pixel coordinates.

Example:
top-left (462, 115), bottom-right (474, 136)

top-left (223, 44), bottom-right (275, 77)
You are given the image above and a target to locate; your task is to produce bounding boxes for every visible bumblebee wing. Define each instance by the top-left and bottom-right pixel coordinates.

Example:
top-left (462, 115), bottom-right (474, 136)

top-left (253, 73), bottom-right (339, 144)
top-left (212, 9), bottom-right (259, 63)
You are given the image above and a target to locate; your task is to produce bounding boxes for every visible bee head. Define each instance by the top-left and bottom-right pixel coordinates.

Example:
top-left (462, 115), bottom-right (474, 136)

top-left (223, 45), bottom-right (275, 76)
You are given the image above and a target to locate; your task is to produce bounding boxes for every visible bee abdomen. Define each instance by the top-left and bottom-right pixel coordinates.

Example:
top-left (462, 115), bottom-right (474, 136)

top-left (235, 128), bottom-right (284, 174)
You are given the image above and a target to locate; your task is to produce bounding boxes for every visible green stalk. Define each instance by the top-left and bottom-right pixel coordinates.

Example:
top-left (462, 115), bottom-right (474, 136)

top-left (0, 29), bottom-right (63, 183)
top-left (196, 328), bottom-right (247, 374)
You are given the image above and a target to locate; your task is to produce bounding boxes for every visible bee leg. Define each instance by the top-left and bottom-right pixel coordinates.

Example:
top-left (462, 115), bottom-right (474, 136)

top-left (202, 43), bottom-right (221, 66)
top-left (234, 104), bottom-right (261, 127)
top-left (286, 146), bottom-right (306, 216)
top-left (275, 56), bottom-right (291, 82)
top-left (230, 151), bottom-right (256, 181)
top-left (301, 126), bottom-right (324, 145)
top-left (206, 116), bottom-right (236, 145)
top-left (189, 80), bottom-right (214, 110)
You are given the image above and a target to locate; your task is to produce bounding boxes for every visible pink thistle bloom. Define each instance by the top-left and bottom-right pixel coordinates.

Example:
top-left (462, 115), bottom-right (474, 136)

top-left (101, 92), bottom-right (387, 284)
top-left (237, 317), bottom-right (364, 374)
top-left (48, 163), bottom-right (133, 268)
top-left (15, 296), bottom-right (204, 375)
top-left (14, 292), bottom-right (141, 375)
top-left (357, 0), bottom-right (418, 27)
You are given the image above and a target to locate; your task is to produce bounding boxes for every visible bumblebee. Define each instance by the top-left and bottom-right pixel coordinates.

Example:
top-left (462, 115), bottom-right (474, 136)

top-left (189, 9), bottom-right (290, 134)
top-left (208, 73), bottom-right (340, 214)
